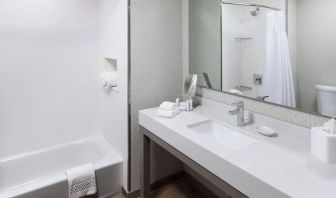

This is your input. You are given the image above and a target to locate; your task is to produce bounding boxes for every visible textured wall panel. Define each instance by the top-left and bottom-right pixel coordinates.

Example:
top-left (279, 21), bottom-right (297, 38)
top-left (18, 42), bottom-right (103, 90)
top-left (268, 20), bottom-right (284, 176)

top-left (130, 0), bottom-right (184, 191)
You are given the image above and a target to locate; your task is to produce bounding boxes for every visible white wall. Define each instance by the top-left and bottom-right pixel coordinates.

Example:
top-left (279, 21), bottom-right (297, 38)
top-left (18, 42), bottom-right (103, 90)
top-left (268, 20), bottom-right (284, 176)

top-left (221, 0), bottom-right (286, 98)
top-left (189, 0), bottom-right (222, 90)
top-left (99, 0), bottom-right (129, 189)
top-left (0, 0), bottom-right (101, 157)
top-left (221, 5), bottom-right (242, 91)
top-left (0, 0), bottom-right (129, 189)
top-left (296, 0), bottom-right (336, 112)
top-left (238, 5), bottom-right (269, 98)
top-left (130, 0), bottom-right (184, 192)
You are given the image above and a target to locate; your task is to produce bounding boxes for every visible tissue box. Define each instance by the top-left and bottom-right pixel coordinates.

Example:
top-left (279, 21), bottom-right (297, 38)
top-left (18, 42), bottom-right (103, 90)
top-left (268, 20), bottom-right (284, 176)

top-left (311, 127), bottom-right (336, 164)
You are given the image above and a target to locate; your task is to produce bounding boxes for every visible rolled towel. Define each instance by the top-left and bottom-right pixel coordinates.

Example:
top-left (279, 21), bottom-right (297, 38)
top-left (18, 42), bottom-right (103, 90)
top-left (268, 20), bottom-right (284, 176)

top-left (66, 163), bottom-right (97, 198)
top-left (156, 108), bottom-right (180, 118)
top-left (159, 101), bottom-right (178, 111)
top-left (100, 72), bottom-right (117, 89)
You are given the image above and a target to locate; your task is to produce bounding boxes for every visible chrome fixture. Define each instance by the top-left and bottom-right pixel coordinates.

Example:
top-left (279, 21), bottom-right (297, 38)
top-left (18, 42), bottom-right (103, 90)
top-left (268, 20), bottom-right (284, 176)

top-left (235, 37), bottom-right (253, 41)
top-left (256, 96), bottom-right (269, 101)
top-left (250, 6), bottom-right (260, 16)
top-left (221, 1), bottom-right (281, 11)
top-left (253, 74), bottom-right (262, 85)
top-left (229, 101), bottom-right (245, 127)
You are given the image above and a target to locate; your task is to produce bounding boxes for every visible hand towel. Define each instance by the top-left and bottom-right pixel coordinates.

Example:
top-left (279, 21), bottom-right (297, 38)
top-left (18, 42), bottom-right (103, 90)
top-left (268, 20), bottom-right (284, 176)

top-left (156, 108), bottom-right (180, 118)
top-left (66, 163), bottom-right (97, 198)
top-left (100, 72), bottom-right (117, 89)
top-left (159, 101), bottom-right (178, 111)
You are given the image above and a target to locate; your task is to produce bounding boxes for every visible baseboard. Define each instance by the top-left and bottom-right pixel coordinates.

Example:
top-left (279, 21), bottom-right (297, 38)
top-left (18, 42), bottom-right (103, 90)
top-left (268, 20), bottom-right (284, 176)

top-left (122, 171), bottom-right (185, 198)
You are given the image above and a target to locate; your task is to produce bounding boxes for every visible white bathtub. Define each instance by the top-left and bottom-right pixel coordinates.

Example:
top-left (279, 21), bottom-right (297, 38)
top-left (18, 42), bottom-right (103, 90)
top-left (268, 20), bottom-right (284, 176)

top-left (0, 135), bottom-right (123, 198)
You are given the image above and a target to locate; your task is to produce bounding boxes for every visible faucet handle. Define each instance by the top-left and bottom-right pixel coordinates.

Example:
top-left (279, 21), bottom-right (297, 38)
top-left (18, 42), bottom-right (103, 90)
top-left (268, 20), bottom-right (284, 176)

top-left (229, 109), bottom-right (238, 115)
top-left (232, 101), bottom-right (244, 107)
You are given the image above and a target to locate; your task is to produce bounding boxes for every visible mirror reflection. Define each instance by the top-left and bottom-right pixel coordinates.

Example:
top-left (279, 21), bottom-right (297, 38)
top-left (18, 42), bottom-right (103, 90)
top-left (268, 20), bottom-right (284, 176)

top-left (188, 0), bottom-right (336, 118)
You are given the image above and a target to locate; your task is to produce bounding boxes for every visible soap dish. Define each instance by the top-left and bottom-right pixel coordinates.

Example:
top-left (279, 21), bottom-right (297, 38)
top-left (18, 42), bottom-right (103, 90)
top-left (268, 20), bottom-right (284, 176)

top-left (256, 126), bottom-right (277, 137)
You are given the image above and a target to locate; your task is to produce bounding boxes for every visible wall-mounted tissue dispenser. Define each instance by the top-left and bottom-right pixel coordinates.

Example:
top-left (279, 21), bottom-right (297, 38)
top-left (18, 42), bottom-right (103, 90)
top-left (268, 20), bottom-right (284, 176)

top-left (101, 56), bottom-right (118, 92)
top-left (100, 72), bottom-right (117, 89)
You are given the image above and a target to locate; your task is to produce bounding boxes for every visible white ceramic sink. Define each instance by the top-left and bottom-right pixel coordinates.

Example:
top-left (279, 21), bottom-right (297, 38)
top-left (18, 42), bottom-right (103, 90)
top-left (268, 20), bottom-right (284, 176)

top-left (188, 120), bottom-right (258, 150)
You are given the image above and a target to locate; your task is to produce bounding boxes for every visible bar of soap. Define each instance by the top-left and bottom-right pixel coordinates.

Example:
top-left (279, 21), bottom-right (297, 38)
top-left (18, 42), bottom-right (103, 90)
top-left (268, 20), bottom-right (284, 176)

top-left (256, 126), bottom-right (277, 137)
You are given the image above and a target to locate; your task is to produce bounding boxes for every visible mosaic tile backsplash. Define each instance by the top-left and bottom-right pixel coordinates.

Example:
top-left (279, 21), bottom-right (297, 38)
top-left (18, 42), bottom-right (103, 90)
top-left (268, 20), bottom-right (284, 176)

top-left (200, 88), bottom-right (329, 129)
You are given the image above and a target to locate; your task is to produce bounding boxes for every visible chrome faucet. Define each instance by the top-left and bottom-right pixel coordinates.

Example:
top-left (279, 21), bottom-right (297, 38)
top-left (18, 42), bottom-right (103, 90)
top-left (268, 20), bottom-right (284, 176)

top-left (229, 101), bottom-right (245, 127)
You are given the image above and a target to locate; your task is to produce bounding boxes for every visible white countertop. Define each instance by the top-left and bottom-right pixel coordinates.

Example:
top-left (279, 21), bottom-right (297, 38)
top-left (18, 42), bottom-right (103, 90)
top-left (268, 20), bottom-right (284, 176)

top-left (139, 101), bottom-right (336, 198)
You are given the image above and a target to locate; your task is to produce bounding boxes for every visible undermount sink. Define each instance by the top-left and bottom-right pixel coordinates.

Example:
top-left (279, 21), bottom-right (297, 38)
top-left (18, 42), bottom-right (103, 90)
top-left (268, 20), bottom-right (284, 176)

top-left (188, 120), bottom-right (258, 150)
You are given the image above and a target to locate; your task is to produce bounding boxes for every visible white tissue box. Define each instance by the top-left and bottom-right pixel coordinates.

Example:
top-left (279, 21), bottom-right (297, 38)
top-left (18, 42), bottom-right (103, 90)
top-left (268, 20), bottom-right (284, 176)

top-left (311, 127), bottom-right (336, 164)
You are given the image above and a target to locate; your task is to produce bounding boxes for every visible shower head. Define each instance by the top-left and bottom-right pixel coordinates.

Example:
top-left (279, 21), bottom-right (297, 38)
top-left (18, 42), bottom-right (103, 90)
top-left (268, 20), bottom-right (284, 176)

top-left (250, 7), bottom-right (260, 16)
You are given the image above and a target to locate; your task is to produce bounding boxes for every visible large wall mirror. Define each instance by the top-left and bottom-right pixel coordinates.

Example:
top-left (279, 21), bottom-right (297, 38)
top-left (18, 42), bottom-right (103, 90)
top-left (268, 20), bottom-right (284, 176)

top-left (187, 0), bottom-right (336, 118)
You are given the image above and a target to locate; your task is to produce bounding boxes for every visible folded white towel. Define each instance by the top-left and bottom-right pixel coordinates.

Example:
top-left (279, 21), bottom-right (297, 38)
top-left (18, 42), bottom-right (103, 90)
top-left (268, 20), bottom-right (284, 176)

top-left (100, 72), bottom-right (117, 89)
top-left (66, 164), bottom-right (97, 198)
top-left (323, 118), bottom-right (336, 134)
top-left (159, 101), bottom-right (178, 111)
top-left (156, 108), bottom-right (180, 118)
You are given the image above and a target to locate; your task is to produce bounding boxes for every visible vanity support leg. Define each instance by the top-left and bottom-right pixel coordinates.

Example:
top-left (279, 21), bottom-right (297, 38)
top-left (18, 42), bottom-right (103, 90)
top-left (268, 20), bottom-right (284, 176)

top-left (141, 128), bottom-right (151, 198)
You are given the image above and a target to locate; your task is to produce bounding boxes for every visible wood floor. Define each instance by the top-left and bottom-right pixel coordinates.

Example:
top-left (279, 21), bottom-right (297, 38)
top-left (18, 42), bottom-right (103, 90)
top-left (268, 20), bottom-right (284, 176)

top-left (150, 178), bottom-right (209, 198)
top-left (121, 177), bottom-right (215, 198)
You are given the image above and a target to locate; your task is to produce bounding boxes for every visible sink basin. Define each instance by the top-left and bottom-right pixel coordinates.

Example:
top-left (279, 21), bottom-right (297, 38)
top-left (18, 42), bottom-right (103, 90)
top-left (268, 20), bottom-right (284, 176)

top-left (188, 120), bottom-right (258, 150)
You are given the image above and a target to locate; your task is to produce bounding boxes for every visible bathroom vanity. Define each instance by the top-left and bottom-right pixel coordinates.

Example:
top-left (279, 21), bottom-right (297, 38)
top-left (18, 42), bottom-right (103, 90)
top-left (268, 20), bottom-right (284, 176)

top-left (139, 98), bottom-right (336, 198)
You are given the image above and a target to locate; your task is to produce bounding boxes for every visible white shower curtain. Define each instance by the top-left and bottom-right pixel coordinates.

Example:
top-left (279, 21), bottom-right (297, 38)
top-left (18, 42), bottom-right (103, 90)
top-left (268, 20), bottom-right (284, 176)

top-left (264, 10), bottom-right (296, 108)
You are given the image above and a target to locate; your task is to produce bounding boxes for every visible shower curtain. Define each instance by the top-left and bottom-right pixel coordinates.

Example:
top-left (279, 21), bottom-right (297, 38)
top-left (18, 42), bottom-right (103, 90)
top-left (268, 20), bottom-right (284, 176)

top-left (264, 10), bottom-right (296, 108)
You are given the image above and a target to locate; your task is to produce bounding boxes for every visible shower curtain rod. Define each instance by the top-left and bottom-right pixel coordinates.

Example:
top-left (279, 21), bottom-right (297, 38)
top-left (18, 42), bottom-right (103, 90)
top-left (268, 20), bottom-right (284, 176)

top-left (221, 1), bottom-right (281, 11)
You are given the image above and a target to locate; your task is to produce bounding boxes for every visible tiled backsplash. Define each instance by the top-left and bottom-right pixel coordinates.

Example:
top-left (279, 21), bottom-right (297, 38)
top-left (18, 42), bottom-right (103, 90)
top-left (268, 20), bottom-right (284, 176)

top-left (200, 88), bottom-right (329, 129)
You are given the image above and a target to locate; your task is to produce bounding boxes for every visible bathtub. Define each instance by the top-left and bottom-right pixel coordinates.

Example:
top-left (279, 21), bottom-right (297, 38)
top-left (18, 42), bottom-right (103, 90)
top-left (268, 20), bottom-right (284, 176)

top-left (0, 135), bottom-right (123, 198)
